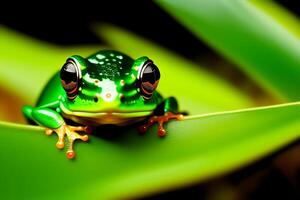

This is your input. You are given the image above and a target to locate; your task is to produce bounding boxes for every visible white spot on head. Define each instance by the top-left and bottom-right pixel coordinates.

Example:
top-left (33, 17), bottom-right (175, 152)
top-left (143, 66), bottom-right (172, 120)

top-left (116, 55), bottom-right (123, 59)
top-left (96, 54), bottom-right (105, 59)
top-left (110, 53), bottom-right (114, 57)
top-left (112, 59), bottom-right (116, 62)
top-left (83, 73), bottom-right (96, 83)
top-left (105, 59), bottom-right (109, 61)
top-left (88, 58), bottom-right (99, 64)
top-left (100, 61), bottom-right (104, 65)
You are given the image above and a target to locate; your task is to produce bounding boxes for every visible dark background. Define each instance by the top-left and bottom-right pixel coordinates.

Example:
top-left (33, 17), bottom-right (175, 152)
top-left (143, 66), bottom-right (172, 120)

top-left (1, 1), bottom-right (300, 199)
top-left (1, 1), bottom-right (298, 58)
top-left (0, 1), bottom-right (207, 59)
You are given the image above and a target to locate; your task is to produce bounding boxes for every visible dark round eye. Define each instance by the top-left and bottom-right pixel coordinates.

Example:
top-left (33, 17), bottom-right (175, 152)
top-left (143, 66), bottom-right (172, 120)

top-left (60, 60), bottom-right (81, 100)
top-left (138, 60), bottom-right (160, 100)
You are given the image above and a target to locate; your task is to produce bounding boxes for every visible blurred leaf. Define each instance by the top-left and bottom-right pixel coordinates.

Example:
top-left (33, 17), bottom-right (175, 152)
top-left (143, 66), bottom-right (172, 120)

top-left (0, 26), bottom-right (103, 104)
top-left (0, 87), bottom-right (25, 123)
top-left (94, 24), bottom-right (253, 114)
top-left (156, 0), bottom-right (300, 101)
top-left (251, 0), bottom-right (300, 40)
top-left (2, 102), bottom-right (300, 199)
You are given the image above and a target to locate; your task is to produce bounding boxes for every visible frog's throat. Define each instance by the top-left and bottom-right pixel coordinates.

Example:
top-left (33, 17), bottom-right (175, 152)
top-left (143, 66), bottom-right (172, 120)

top-left (59, 102), bottom-right (152, 118)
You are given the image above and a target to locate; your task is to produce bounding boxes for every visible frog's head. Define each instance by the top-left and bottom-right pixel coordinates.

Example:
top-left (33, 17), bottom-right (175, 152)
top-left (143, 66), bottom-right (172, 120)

top-left (58, 51), bottom-right (162, 125)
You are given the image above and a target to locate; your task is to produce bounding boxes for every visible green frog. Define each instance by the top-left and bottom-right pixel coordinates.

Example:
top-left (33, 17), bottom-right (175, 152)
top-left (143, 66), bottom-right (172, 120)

top-left (23, 50), bottom-right (183, 159)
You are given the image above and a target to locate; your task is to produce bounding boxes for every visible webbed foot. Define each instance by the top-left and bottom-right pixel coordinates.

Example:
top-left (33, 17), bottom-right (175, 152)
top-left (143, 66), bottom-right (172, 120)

top-left (45, 123), bottom-right (90, 159)
top-left (138, 112), bottom-right (183, 137)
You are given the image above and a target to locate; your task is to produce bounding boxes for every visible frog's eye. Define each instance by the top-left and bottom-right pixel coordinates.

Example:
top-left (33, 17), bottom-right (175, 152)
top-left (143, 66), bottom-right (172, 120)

top-left (60, 59), bottom-right (81, 100)
top-left (137, 60), bottom-right (160, 100)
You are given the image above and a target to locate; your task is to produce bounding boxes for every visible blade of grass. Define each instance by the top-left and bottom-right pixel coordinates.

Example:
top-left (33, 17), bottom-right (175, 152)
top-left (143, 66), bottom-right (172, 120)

top-left (156, 0), bottom-right (300, 101)
top-left (1, 102), bottom-right (300, 199)
top-left (94, 24), bottom-right (253, 114)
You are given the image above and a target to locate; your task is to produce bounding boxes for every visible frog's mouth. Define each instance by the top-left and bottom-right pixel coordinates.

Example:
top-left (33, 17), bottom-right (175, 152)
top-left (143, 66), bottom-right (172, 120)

top-left (59, 102), bottom-right (152, 125)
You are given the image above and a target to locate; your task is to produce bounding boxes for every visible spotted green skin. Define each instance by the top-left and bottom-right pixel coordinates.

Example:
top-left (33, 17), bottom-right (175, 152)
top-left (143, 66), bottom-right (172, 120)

top-left (22, 50), bottom-right (178, 129)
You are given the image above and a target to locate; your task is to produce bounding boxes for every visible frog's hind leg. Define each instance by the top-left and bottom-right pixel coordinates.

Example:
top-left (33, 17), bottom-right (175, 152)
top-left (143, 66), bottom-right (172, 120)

top-left (139, 97), bottom-right (184, 137)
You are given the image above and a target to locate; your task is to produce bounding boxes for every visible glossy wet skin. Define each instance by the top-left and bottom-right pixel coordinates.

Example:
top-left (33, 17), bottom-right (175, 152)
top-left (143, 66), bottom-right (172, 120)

top-left (23, 50), bottom-right (181, 159)
top-left (37, 50), bottom-right (163, 125)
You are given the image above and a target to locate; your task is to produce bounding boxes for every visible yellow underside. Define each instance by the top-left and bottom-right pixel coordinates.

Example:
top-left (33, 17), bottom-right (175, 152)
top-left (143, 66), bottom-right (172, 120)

top-left (62, 112), bottom-right (147, 126)
top-left (60, 103), bottom-right (151, 126)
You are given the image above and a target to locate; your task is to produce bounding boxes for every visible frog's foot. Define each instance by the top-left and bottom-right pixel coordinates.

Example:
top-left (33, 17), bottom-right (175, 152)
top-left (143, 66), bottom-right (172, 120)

top-left (45, 123), bottom-right (89, 159)
top-left (138, 112), bottom-right (183, 137)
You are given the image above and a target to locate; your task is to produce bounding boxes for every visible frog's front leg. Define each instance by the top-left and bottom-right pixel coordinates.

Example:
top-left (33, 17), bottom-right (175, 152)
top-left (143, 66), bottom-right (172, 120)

top-left (22, 105), bottom-right (89, 159)
top-left (139, 97), bottom-right (184, 137)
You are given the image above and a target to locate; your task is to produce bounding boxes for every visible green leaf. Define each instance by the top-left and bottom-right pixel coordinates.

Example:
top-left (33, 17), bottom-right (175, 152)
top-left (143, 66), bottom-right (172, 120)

top-left (251, 0), bottom-right (300, 40)
top-left (94, 24), bottom-right (253, 114)
top-left (1, 102), bottom-right (300, 199)
top-left (0, 26), bottom-right (103, 104)
top-left (156, 0), bottom-right (300, 101)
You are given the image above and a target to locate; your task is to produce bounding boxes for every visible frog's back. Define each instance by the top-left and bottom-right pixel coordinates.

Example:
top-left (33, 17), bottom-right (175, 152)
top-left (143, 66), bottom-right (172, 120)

top-left (86, 50), bottom-right (134, 80)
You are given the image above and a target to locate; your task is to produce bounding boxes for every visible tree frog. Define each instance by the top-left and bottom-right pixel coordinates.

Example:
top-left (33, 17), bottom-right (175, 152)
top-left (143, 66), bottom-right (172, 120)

top-left (23, 50), bottom-right (183, 159)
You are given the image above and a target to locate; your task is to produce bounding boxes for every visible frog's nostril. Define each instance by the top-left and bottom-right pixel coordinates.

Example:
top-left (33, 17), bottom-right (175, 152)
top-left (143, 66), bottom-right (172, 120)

top-left (94, 96), bottom-right (98, 102)
top-left (120, 94), bottom-right (125, 102)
